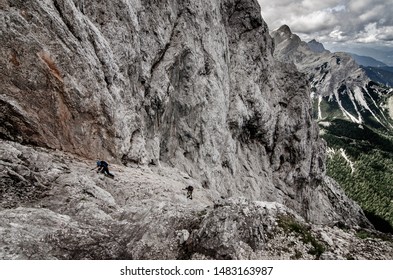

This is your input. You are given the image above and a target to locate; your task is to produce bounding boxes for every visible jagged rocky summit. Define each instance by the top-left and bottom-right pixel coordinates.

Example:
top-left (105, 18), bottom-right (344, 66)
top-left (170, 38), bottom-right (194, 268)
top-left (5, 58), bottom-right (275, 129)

top-left (1, 0), bottom-right (392, 259)
top-left (308, 39), bottom-right (328, 54)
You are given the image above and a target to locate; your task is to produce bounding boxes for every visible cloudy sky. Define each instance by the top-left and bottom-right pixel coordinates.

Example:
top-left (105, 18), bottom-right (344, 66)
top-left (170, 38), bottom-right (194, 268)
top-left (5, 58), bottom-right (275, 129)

top-left (257, 0), bottom-right (393, 55)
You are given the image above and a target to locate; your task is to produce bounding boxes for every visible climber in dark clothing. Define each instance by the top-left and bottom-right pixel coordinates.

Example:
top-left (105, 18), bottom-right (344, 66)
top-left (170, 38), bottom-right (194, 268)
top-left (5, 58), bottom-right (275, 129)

top-left (94, 160), bottom-right (114, 178)
top-left (184, 185), bottom-right (194, 200)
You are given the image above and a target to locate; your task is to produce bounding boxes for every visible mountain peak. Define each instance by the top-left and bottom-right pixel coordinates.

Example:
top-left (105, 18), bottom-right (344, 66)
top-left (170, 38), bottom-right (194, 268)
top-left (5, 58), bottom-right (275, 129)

top-left (307, 39), bottom-right (327, 53)
top-left (271, 25), bottom-right (303, 49)
top-left (276, 24), bottom-right (292, 36)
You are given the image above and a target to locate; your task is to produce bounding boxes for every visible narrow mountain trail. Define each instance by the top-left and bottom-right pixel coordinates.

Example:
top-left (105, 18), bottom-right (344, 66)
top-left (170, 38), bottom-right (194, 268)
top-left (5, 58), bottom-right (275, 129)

top-left (1, 139), bottom-right (393, 259)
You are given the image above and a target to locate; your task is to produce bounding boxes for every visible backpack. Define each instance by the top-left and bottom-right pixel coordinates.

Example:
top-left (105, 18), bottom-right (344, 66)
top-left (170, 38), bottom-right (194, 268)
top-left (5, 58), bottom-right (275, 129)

top-left (100, 161), bottom-right (108, 168)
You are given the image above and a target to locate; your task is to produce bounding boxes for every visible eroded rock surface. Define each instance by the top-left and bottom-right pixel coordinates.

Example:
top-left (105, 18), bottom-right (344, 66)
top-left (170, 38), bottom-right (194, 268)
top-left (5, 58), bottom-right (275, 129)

top-left (1, 0), bottom-right (391, 259)
top-left (1, 140), bottom-right (392, 260)
top-left (1, 0), bottom-right (364, 225)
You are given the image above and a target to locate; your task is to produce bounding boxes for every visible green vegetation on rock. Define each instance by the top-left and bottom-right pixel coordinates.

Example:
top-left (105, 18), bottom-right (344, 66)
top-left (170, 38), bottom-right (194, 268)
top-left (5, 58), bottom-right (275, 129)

top-left (277, 215), bottom-right (325, 258)
top-left (322, 119), bottom-right (393, 233)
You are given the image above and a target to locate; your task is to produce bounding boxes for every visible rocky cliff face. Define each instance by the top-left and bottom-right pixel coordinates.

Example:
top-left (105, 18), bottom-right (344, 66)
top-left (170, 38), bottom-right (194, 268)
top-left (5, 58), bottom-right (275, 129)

top-left (2, 0), bottom-right (335, 220)
top-left (1, 0), bottom-right (390, 259)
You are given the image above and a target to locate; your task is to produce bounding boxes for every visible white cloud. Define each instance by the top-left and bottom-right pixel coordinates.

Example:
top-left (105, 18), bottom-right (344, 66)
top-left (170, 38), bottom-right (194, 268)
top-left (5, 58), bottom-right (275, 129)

top-left (289, 10), bottom-right (338, 33)
top-left (356, 23), bottom-right (378, 43)
top-left (257, 0), bottom-right (393, 48)
top-left (378, 27), bottom-right (393, 41)
top-left (329, 28), bottom-right (348, 42)
top-left (356, 24), bottom-right (393, 43)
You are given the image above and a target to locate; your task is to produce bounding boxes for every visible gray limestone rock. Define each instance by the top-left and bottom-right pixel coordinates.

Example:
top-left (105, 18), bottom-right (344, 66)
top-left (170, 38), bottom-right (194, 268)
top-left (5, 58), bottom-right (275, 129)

top-left (0, 0), bottom-right (389, 259)
top-left (0, 0), bottom-right (364, 224)
top-left (1, 140), bottom-right (392, 260)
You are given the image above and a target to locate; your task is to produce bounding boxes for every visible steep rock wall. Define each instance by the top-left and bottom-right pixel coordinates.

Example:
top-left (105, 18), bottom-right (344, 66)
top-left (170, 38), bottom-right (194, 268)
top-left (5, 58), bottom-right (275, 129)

top-left (0, 0), bottom-right (363, 224)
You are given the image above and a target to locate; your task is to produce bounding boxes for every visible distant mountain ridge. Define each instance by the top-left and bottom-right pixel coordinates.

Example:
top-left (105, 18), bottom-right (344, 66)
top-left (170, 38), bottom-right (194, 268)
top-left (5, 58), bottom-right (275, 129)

top-left (361, 66), bottom-right (393, 87)
top-left (327, 45), bottom-right (393, 67)
top-left (272, 25), bottom-right (393, 129)
top-left (349, 53), bottom-right (387, 67)
top-left (305, 39), bottom-right (391, 84)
